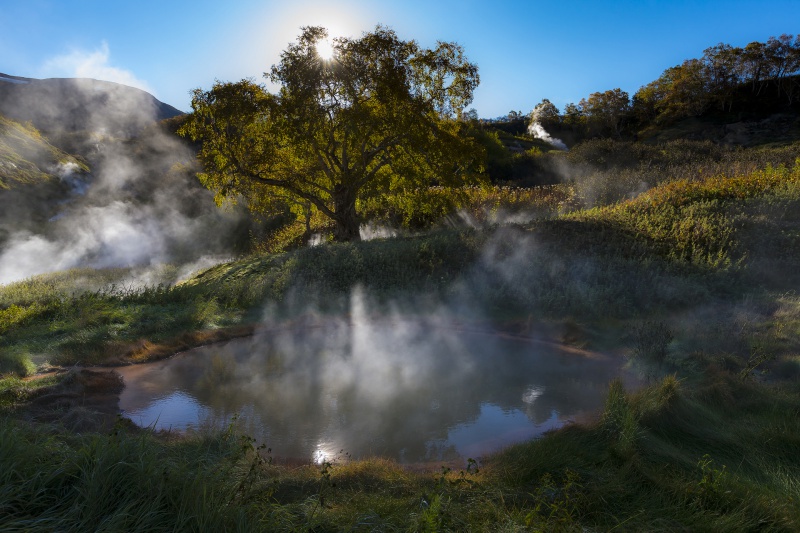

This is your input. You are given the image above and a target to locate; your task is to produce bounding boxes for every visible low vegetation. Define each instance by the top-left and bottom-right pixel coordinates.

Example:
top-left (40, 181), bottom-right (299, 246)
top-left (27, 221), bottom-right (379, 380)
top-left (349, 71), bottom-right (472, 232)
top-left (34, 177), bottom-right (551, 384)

top-left (1, 372), bottom-right (798, 530)
top-left (2, 138), bottom-right (800, 529)
top-left (0, 114), bottom-right (87, 189)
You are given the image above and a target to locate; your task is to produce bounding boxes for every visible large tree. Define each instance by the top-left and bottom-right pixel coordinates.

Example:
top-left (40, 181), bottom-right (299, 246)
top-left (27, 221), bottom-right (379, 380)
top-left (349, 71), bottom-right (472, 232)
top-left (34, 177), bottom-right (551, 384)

top-left (180, 26), bottom-right (483, 242)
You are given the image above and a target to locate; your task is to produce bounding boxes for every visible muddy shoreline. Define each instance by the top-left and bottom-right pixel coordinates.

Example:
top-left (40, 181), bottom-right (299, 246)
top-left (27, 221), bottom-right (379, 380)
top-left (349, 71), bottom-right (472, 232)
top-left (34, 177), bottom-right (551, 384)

top-left (14, 368), bottom-right (129, 433)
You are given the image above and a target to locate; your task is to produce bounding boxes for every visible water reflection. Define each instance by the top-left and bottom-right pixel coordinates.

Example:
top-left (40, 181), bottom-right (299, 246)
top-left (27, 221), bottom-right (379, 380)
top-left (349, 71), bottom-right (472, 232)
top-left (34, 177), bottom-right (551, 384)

top-left (118, 317), bottom-right (625, 463)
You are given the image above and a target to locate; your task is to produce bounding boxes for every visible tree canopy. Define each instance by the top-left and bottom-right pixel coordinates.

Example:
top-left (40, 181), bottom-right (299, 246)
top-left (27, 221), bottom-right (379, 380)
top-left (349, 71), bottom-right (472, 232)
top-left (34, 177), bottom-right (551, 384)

top-left (530, 98), bottom-right (560, 129)
top-left (180, 26), bottom-right (483, 242)
top-left (632, 34), bottom-right (800, 125)
top-left (525, 34), bottom-right (800, 144)
top-left (580, 88), bottom-right (631, 138)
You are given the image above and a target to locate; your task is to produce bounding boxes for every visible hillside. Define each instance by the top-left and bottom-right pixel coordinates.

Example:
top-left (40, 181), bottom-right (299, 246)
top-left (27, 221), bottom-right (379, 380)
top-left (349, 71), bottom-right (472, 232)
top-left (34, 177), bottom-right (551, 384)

top-left (0, 113), bottom-right (87, 188)
top-left (0, 72), bottom-right (183, 138)
top-left (0, 76), bottom-right (254, 286)
top-left (639, 109), bottom-right (800, 146)
top-left (0, 114), bottom-right (89, 247)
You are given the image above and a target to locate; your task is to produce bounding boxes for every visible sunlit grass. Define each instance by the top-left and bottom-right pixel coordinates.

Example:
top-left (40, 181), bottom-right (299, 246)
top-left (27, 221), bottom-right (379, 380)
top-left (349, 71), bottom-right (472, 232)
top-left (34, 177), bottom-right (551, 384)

top-left (3, 159), bottom-right (800, 368)
top-left (2, 151), bottom-right (800, 529)
top-left (0, 372), bottom-right (62, 408)
top-left (1, 374), bottom-right (797, 530)
top-left (0, 114), bottom-right (87, 188)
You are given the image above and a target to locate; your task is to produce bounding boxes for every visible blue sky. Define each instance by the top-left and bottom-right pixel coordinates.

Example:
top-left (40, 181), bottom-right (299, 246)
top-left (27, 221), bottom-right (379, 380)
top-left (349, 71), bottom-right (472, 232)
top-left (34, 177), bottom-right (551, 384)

top-left (1, 0), bottom-right (798, 118)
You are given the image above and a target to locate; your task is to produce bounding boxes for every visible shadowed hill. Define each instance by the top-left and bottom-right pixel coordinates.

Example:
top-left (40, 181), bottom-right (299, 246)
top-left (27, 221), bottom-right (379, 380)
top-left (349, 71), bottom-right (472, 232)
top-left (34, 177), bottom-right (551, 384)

top-left (0, 75), bottom-right (254, 285)
top-left (0, 73), bottom-right (183, 139)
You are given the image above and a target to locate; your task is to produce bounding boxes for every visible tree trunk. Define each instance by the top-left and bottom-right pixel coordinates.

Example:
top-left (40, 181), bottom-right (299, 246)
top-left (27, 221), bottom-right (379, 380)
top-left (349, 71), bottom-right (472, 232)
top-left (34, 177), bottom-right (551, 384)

top-left (332, 185), bottom-right (360, 242)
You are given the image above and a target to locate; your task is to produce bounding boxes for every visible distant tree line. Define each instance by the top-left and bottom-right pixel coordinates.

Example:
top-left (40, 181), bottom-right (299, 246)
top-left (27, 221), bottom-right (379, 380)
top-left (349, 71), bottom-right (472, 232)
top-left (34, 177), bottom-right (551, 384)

top-left (526, 34), bottom-right (800, 141)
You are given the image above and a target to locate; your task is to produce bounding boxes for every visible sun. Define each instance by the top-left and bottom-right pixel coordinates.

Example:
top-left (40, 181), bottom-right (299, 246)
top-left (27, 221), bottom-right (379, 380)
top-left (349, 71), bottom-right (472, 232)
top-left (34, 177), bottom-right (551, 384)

top-left (316, 38), bottom-right (335, 61)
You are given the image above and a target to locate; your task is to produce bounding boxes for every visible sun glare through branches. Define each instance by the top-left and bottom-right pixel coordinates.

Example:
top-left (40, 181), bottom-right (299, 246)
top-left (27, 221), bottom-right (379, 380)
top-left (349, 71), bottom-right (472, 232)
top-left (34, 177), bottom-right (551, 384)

top-left (316, 38), bottom-right (335, 60)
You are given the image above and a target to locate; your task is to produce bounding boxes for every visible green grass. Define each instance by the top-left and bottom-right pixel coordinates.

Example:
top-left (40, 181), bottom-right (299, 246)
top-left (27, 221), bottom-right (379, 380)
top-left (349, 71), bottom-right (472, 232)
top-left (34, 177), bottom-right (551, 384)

top-left (0, 418), bottom-right (270, 530)
top-left (490, 374), bottom-right (800, 530)
top-left (258, 183), bottom-right (572, 253)
top-left (2, 144), bottom-right (800, 529)
top-left (0, 267), bottom-right (162, 308)
top-left (1, 375), bottom-right (797, 531)
top-left (0, 373), bottom-right (62, 408)
top-left (0, 266), bottom-right (226, 368)
top-left (3, 158), bottom-right (799, 367)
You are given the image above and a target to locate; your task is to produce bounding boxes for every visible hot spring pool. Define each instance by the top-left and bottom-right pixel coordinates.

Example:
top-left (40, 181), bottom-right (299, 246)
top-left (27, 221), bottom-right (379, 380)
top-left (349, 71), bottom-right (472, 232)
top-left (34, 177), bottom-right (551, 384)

top-left (117, 317), bottom-right (629, 464)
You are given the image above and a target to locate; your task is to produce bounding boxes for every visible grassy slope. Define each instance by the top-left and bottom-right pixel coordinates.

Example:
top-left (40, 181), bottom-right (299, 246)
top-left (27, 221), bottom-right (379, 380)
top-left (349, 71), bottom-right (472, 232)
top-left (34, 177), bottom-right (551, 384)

top-left (0, 114), bottom-right (90, 253)
top-left (0, 113), bottom-right (88, 188)
top-left (1, 156), bottom-right (800, 529)
top-left (6, 160), bottom-right (798, 368)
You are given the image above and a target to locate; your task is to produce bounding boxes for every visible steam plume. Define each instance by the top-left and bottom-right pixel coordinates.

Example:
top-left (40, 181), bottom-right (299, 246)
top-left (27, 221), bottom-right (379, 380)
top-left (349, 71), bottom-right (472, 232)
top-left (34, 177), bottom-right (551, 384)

top-left (0, 58), bottom-right (247, 286)
top-left (527, 121), bottom-right (568, 150)
top-left (528, 105), bottom-right (567, 150)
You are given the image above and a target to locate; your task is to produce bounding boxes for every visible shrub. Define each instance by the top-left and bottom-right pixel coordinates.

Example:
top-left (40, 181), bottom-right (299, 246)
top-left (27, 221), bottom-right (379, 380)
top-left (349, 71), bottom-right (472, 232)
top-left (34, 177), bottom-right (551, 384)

top-left (632, 321), bottom-right (674, 370)
top-left (0, 351), bottom-right (36, 377)
top-left (601, 379), bottom-right (639, 458)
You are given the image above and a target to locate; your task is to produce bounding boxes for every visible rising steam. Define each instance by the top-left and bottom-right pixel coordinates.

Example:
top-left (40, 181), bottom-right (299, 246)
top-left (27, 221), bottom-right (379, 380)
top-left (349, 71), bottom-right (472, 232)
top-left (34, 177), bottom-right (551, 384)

top-left (528, 121), bottom-right (567, 150)
top-left (40, 41), bottom-right (154, 94)
top-left (527, 105), bottom-right (567, 150)
top-left (118, 286), bottom-right (624, 462)
top-left (0, 55), bottom-right (247, 286)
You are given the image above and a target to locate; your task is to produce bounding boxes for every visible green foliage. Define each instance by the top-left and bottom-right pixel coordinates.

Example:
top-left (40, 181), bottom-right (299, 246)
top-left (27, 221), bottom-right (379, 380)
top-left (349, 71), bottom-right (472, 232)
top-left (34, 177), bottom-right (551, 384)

top-left (2, 143), bottom-right (800, 530)
top-left (530, 98), bottom-right (561, 129)
top-left (563, 138), bottom-right (800, 207)
top-left (494, 375), bottom-right (800, 530)
top-left (3, 34), bottom-right (800, 531)
top-left (0, 373), bottom-right (61, 408)
top-left (634, 59), bottom-right (710, 124)
top-left (192, 296), bottom-right (220, 328)
top-left (693, 454), bottom-right (731, 510)
top-left (255, 183), bottom-right (570, 252)
top-left (543, 34), bottom-right (800, 140)
top-left (579, 88), bottom-right (631, 138)
top-left (0, 419), bottom-right (272, 530)
top-left (181, 26), bottom-right (484, 241)
top-left (569, 158), bottom-right (800, 269)
top-left (635, 34), bottom-right (800, 123)
top-left (5, 154), bottom-right (799, 364)
top-left (0, 275), bottom-right (225, 367)
top-left (631, 320), bottom-right (674, 378)
top-left (471, 128), bottom-right (514, 181)
top-left (0, 303), bottom-right (45, 334)
top-left (0, 267), bottom-right (173, 309)
top-left (1, 373), bottom-right (797, 531)
top-left (601, 379), bottom-right (639, 458)
top-left (525, 470), bottom-right (585, 531)
top-left (0, 351), bottom-right (36, 377)
top-left (247, 138), bottom-right (800, 252)
top-left (359, 184), bottom-right (569, 231)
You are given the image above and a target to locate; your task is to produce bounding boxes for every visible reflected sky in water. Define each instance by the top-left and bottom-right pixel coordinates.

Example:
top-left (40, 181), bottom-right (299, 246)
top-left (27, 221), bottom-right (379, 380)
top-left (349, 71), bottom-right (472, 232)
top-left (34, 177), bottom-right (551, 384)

top-left (118, 315), bottom-right (627, 463)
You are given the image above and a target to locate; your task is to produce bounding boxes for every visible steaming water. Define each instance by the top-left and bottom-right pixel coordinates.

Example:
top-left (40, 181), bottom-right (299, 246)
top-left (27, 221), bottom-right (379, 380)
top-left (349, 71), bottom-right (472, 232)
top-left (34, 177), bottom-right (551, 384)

top-left (117, 318), bottom-right (628, 464)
